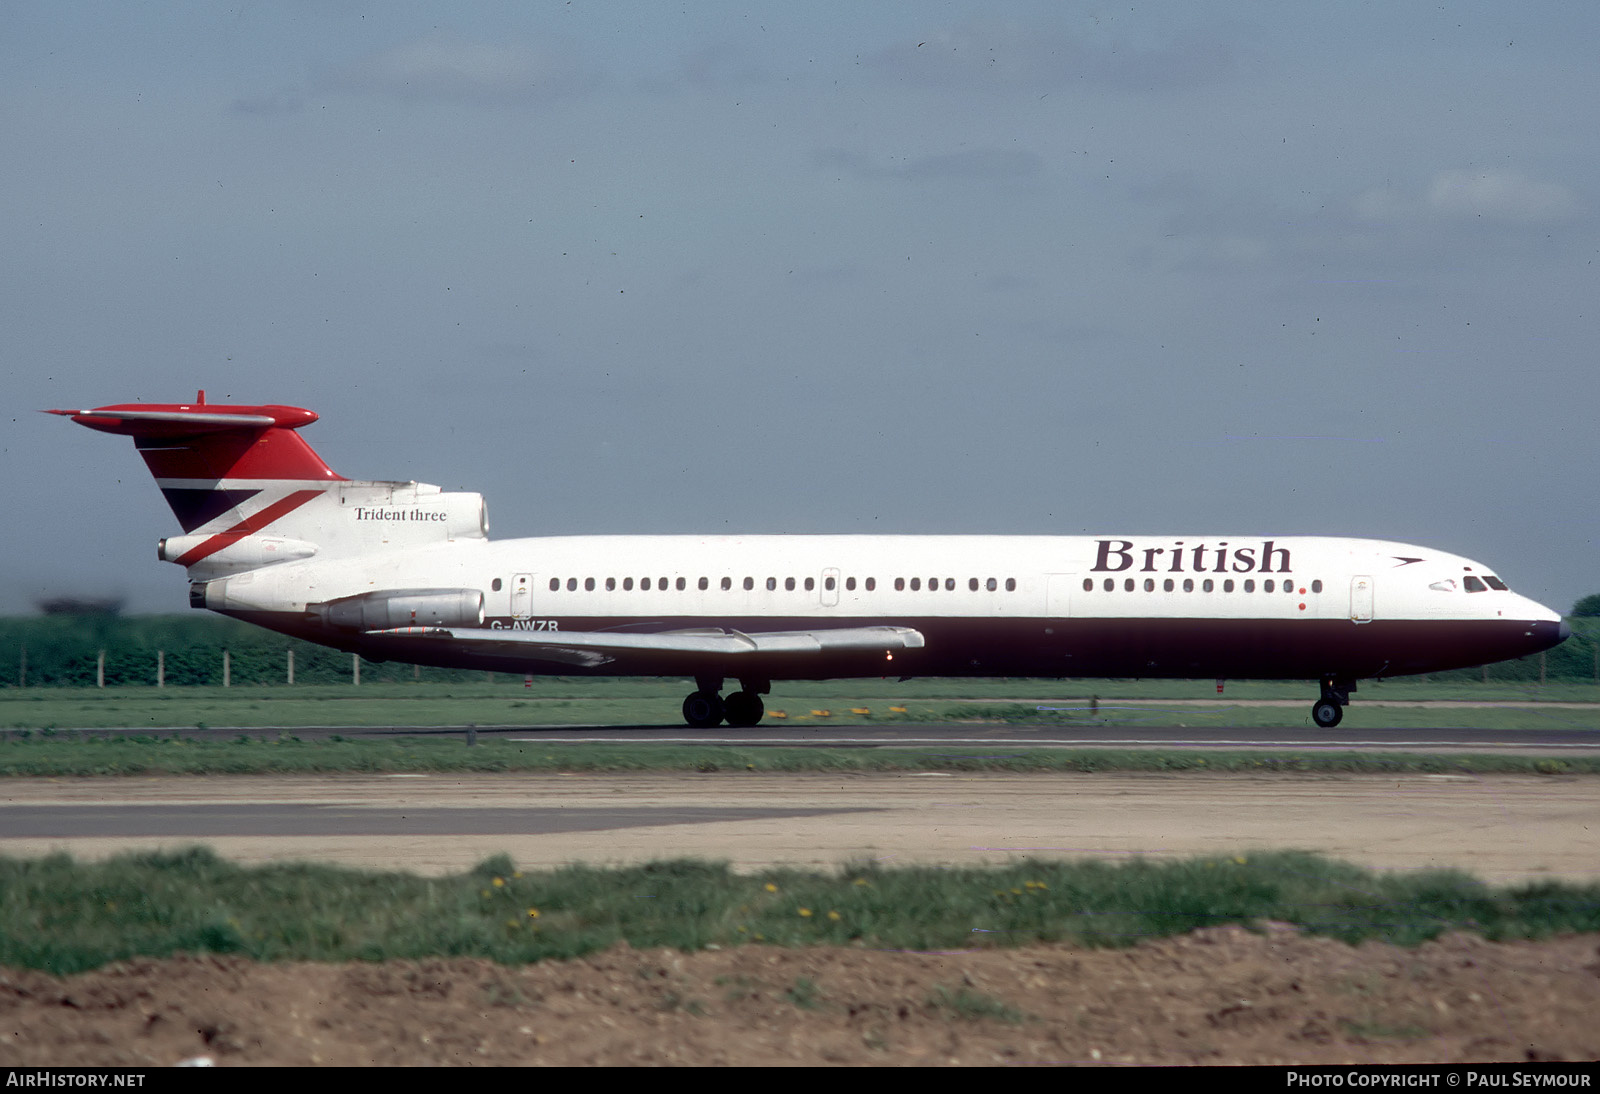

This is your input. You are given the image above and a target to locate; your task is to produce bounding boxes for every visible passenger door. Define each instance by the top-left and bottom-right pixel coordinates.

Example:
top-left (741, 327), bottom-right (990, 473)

top-left (1350, 575), bottom-right (1374, 623)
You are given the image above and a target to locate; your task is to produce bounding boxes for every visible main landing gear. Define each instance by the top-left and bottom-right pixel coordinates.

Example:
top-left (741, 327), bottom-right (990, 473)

top-left (682, 677), bottom-right (769, 728)
top-left (1311, 676), bottom-right (1355, 728)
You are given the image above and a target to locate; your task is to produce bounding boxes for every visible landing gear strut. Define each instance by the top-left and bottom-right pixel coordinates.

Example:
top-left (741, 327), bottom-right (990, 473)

top-left (680, 677), bottom-right (769, 728)
top-left (1311, 677), bottom-right (1354, 728)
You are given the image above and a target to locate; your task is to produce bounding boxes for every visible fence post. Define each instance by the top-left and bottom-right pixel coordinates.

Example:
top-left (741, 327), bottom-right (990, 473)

top-left (223, 649), bottom-right (231, 688)
top-left (287, 648), bottom-right (295, 686)
top-left (18, 645), bottom-right (24, 688)
top-left (157, 650), bottom-right (165, 688)
top-left (352, 653), bottom-right (360, 686)
top-left (97, 650), bottom-right (105, 688)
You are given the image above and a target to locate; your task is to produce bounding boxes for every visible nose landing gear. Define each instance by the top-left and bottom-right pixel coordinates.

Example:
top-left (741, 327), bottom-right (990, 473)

top-left (1311, 677), bottom-right (1354, 728)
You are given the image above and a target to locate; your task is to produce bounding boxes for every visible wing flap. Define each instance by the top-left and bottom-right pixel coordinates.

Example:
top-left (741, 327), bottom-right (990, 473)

top-left (364, 624), bottom-right (925, 670)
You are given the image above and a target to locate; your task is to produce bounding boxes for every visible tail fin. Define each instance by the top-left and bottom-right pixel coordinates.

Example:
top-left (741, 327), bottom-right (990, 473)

top-left (48, 392), bottom-right (344, 532)
top-left (51, 394), bottom-right (486, 580)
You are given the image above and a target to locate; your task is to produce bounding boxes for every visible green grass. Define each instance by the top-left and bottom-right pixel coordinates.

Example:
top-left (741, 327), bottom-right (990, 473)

top-left (2, 677), bottom-right (1597, 732)
top-left (0, 733), bottom-right (1596, 777)
top-left (4, 848), bottom-right (1596, 976)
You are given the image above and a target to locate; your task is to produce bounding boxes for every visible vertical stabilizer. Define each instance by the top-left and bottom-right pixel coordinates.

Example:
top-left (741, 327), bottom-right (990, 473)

top-left (47, 396), bottom-right (345, 560)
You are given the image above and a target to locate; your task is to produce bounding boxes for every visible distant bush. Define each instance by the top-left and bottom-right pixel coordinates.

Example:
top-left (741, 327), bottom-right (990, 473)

top-left (0, 615), bottom-right (508, 687)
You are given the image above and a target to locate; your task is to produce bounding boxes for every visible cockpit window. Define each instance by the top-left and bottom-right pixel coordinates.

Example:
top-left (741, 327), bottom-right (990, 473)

top-left (1429, 579), bottom-right (1457, 592)
top-left (1463, 575), bottom-right (1487, 592)
top-left (1484, 575), bottom-right (1508, 591)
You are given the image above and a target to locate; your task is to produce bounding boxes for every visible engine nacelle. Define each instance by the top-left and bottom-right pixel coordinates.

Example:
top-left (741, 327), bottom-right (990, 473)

top-left (313, 588), bottom-right (485, 631)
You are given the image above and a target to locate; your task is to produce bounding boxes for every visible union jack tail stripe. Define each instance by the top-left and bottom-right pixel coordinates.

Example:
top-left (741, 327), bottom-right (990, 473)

top-left (47, 394), bottom-right (345, 532)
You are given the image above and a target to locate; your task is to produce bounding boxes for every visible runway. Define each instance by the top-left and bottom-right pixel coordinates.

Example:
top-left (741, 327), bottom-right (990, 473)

top-left (2, 769), bottom-right (1595, 885)
top-left (34, 721), bottom-right (1600, 753)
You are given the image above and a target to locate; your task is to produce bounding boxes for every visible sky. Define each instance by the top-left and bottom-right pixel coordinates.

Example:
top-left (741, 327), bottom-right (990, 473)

top-left (4, 1), bottom-right (1597, 616)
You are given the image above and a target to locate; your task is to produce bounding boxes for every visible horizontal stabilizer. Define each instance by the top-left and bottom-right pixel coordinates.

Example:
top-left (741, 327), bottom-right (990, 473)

top-left (46, 403), bottom-right (320, 437)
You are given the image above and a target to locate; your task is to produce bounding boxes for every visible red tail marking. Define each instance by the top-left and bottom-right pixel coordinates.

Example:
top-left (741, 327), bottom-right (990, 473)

top-left (172, 489), bottom-right (325, 567)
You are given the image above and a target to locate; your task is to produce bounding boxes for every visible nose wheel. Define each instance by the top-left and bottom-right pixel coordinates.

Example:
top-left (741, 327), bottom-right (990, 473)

top-left (1311, 677), bottom-right (1353, 728)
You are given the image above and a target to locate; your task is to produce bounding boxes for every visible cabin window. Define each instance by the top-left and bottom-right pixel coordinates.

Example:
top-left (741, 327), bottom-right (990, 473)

top-left (1183, 578), bottom-right (1194, 592)
top-left (766, 577), bottom-right (777, 591)
top-left (549, 578), bottom-right (560, 592)
top-left (785, 577), bottom-right (795, 591)
top-left (1083, 579), bottom-right (1093, 592)
top-left (642, 577), bottom-right (652, 591)
top-left (698, 577), bottom-right (708, 591)
top-left (720, 577), bottom-right (731, 591)
top-left (865, 577), bottom-right (876, 591)
top-left (492, 578), bottom-right (502, 592)
top-left (624, 577), bottom-right (634, 591)
top-left (846, 576), bottom-right (856, 591)
top-left (1244, 579), bottom-right (1255, 593)
top-left (1005, 578), bottom-right (1016, 591)
top-left (585, 577), bottom-right (595, 591)
top-left (805, 577), bottom-right (815, 591)
top-left (1223, 579), bottom-right (1234, 592)
top-left (1264, 580), bottom-right (1275, 592)
top-left (676, 577), bottom-right (686, 591)
top-left (1124, 578), bottom-right (1135, 592)
top-left (986, 577), bottom-right (997, 592)
top-left (1311, 579), bottom-right (1322, 593)
top-left (607, 577), bottom-right (616, 591)
top-left (895, 577), bottom-right (905, 591)
top-left (825, 576), bottom-right (836, 591)
top-left (743, 576), bottom-right (754, 591)
top-left (969, 578), bottom-right (979, 591)
top-left (1144, 578), bottom-right (1154, 592)
top-left (1103, 578), bottom-right (1114, 592)
top-left (945, 578), bottom-right (955, 591)
top-left (1202, 579), bottom-right (1213, 593)
top-left (1164, 578), bottom-right (1175, 592)
top-left (910, 577), bottom-right (921, 591)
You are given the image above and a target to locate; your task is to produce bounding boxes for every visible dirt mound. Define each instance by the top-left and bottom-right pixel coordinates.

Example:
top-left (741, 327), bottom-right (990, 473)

top-left (3, 929), bottom-right (1597, 1066)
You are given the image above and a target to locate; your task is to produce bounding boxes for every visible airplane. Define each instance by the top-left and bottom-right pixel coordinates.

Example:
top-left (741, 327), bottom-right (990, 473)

top-left (49, 394), bottom-right (1570, 729)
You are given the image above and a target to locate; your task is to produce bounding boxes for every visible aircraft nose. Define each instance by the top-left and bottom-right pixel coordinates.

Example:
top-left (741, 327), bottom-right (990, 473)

top-left (1559, 620), bottom-right (1572, 642)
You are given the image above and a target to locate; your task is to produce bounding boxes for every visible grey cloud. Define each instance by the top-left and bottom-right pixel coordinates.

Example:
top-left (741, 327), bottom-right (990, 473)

top-left (1353, 170), bottom-right (1582, 226)
top-left (868, 20), bottom-right (1234, 92)
top-left (815, 147), bottom-right (1043, 183)
top-left (319, 31), bottom-right (604, 103)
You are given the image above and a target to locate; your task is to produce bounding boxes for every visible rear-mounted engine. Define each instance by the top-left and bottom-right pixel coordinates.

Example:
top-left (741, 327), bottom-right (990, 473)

top-left (312, 589), bottom-right (485, 631)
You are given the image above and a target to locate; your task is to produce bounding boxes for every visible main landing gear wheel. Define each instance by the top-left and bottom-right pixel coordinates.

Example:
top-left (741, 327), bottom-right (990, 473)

top-left (682, 691), bottom-right (725, 728)
top-left (723, 690), bottom-right (765, 728)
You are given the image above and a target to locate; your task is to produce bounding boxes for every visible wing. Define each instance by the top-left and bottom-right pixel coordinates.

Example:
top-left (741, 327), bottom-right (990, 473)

top-left (359, 624), bottom-right (926, 675)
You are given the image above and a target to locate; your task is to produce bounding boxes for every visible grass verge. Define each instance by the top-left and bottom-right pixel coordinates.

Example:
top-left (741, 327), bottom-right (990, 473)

top-left (1, 733), bottom-right (1597, 776)
top-left (3, 679), bottom-right (1598, 732)
top-left (4, 848), bottom-right (1596, 977)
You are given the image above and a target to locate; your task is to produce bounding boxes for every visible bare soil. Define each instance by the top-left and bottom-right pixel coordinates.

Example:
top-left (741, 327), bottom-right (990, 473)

top-left (3, 928), bottom-right (1598, 1066)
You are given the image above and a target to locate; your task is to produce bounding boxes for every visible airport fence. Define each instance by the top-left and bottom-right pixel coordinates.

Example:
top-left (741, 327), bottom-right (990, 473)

top-left (0, 614), bottom-right (499, 688)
